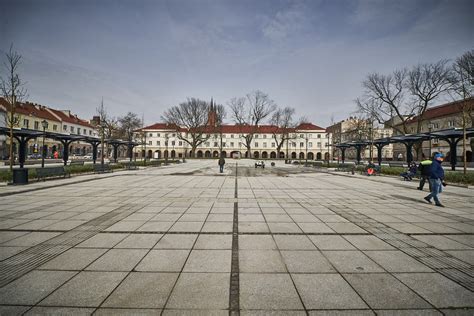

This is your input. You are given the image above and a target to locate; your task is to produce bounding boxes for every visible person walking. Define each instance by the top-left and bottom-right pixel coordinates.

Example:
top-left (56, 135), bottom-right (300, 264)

top-left (424, 153), bottom-right (446, 207)
top-left (218, 156), bottom-right (225, 173)
top-left (417, 154), bottom-right (432, 191)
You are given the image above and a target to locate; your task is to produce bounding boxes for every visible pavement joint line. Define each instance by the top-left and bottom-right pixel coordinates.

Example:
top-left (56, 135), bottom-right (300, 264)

top-left (229, 163), bottom-right (240, 315)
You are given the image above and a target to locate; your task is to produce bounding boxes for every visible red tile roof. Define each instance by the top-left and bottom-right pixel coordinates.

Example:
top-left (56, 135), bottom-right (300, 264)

top-left (47, 107), bottom-right (94, 128)
top-left (0, 98), bottom-right (61, 122)
top-left (296, 123), bottom-right (326, 131)
top-left (142, 123), bottom-right (326, 134)
top-left (409, 97), bottom-right (473, 122)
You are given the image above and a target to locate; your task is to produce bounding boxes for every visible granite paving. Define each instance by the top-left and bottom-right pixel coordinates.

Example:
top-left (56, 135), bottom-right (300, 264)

top-left (0, 159), bottom-right (473, 314)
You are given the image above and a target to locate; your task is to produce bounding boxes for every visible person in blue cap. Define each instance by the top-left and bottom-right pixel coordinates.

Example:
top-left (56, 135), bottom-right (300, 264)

top-left (424, 153), bottom-right (446, 207)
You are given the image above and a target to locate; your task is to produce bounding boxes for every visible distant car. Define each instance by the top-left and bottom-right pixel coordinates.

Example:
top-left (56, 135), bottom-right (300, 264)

top-left (28, 153), bottom-right (42, 159)
top-left (83, 154), bottom-right (93, 159)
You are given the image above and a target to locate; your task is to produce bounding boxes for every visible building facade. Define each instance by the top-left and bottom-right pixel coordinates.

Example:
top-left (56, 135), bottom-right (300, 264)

top-left (327, 117), bottom-right (394, 161)
top-left (391, 97), bottom-right (473, 162)
top-left (136, 122), bottom-right (331, 160)
top-left (0, 98), bottom-right (98, 159)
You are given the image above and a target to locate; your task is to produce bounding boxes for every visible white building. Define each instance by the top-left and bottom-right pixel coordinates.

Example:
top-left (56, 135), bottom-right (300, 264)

top-left (135, 122), bottom-right (331, 161)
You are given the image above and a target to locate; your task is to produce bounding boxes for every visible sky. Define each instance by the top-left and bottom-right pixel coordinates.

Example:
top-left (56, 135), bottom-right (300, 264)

top-left (1, 0), bottom-right (473, 127)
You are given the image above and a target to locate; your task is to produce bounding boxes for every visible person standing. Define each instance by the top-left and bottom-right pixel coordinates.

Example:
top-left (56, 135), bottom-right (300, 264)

top-left (424, 153), bottom-right (445, 207)
top-left (218, 156), bottom-right (225, 173)
top-left (417, 154), bottom-right (432, 191)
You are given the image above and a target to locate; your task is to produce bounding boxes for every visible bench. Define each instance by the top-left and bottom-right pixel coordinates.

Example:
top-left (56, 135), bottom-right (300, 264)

top-left (312, 161), bottom-right (324, 168)
top-left (70, 160), bottom-right (84, 166)
top-left (36, 166), bottom-right (70, 181)
top-left (147, 160), bottom-right (162, 167)
top-left (335, 163), bottom-right (355, 174)
top-left (93, 163), bottom-right (113, 173)
top-left (388, 162), bottom-right (407, 168)
top-left (255, 161), bottom-right (265, 168)
top-left (123, 162), bottom-right (138, 170)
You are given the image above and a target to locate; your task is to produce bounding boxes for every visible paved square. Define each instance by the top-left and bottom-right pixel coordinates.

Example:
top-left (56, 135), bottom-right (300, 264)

top-left (0, 160), bottom-right (473, 314)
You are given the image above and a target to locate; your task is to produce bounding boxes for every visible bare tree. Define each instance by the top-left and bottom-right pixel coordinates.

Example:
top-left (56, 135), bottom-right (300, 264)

top-left (210, 100), bottom-right (227, 156)
top-left (270, 106), bottom-right (296, 159)
top-left (96, 100), bottom-right (119, 164)
top-left (451, 50), bottom-right (474, 174)
top-left (118, 112), bottom-right (142, 142)
top-left (356, 69), bottom-right (408, 135)
top-left (229, 90), bottom-right (276, 158)
top-left (0, 45), bottom-right (27, 172)
top-left (162, 98), bottom-right (211, 158)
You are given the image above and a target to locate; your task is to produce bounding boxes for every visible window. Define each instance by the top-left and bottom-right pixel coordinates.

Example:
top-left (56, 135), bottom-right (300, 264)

top-left (171, 141), bottom-right (175, 146)
top-left (271, 142), bottom-right (275, 147)
top-left (205, 142), bottom-right (210, 147)
top-left (63, 125), bottom-right (67, 131)
top-left (255, 142), bottom-right (259, 147)
top-left (309, 142), bottom-right (313, 148)
top-left (447, 120), bottom-right (455, 127)
top-left (53, 125), bottom-right (58, 131)
top-left (222, 142), bottom-right (226, 147)
top-left (179, 141), bottom-right (182, 146)
top-left (292, 142), bottom-right (296, 147)
top-left (308, 134), bottom-right (312, 138)
top-left (23, 119), bottom-right (29, 128)
top-left (157, 133), bottom-right (160, 137)
top-left (300, 142), bottom-right (304, 147)
top-left (148, 141), bottom-right (152, 145)
top-left (263, 135), bottom-right (267, 139)
top-left (317, 142), bottom-right (321, 147)
top-left (230, 142), bottom-right (234, 147)
top-left (70, 126), bottom-right (74, 133)
top-left (172, 133), bottom-right (176, 137)
top-left (214, 142), bottom-right (218, 147)
top-left (83, 129), bottom-right (86, 135)
top-left (300, 134), bottom-right (304, 138)
top-left (255, 135), bottom-right (259, 139)
top-left (157, 141), bottom-right (160, 146)
top-left (89, 130), bottom-right (92, 135)
top-left (317, 134), bottom-right (321, 138)
top-left (263, 142), bottom-right (267, 148)
top-left (149, 133), bottom-right (153, 137)
top-left (231, 134), bottom-right (234, 138)
top-left (34, 121), bottom-right (39, 130)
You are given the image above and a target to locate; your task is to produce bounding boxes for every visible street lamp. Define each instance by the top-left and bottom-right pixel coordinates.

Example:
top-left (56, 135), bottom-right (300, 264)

top-left (165, 134), bottom-right (169, 165)
top-left (326, 133), bottom-right (330, 167)
top-left (41, 120), bottom-right (48, 168)
top-left (428, 123), bottom-right (434, 158)
top-left (368, 126), bottom-right (373, 161)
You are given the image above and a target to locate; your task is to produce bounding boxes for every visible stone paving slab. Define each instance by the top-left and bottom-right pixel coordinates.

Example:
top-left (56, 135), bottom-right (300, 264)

top-left (0, 160), bottom-right (472, 314)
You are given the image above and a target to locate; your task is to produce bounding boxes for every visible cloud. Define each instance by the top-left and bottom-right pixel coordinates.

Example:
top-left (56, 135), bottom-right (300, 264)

top-left (261, 1), bottom-right (314, 42)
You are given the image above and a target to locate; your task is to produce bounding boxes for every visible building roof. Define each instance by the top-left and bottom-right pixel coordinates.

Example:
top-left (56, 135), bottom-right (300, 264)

top-left (0, 97), bottom-right (94, 128)
top-left (0, 98), bottom-right (61, 122)
top-left (409, 97), bottom-right (474, 122)
top-left (47, 108), bottom-right (95, 128)
top-left (142, 122), bottom-right (326, 134)
top-left (295, 122), bottom-right (326, 131)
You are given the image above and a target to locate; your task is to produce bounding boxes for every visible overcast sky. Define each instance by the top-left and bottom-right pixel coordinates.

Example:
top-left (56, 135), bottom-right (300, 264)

top-left (1, 0), bottom-right (473, 127)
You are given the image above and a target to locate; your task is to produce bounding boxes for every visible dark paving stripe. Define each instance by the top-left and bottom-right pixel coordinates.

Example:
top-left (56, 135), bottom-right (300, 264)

top-left (0, 204), bottom-right (143, 288)
top-left (229, 163), bottom-right (240, 315)
top-left (327, 205), bottom-right (474, 292)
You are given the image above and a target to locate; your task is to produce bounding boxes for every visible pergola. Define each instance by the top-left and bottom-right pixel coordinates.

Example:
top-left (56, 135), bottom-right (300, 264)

top-left (0, 127), bottom-right (103, 166)
top-left (429, 128), bottom-right (474, 171)
top-left (389, 134), bottom-right (430, 164)
top-left (107, 139), bottom-right (140, 163)
top-left (371, 137), bottom-right (395, 166)
top-left (346, 141), bottom-right (368, 164)
top-left (334, 143), bottom-right (351, 164)
top-left (0, 127), bottom-right (43, 168)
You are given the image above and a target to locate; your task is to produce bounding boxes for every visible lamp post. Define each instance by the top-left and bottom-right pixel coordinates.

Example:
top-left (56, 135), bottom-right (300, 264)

top-left (326, 133), bottom-right (331, 167)
top-left (100, 121), bottom-right (105, 167)
top-left (428, 123), bottom-right (433, 158)
top-left (305, 133), bottom-right (309, 165)
top-left (368, 126), bottom-right (373, 161)
top-left (41, 120), bottom-right (48, 168)
top-left (165, 134), bottom-right (169, 165)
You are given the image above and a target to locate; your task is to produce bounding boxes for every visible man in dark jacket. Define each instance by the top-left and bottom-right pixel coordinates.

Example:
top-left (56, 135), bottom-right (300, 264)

top-left (218, 156), bottom-right (225, 173)
top-left (417, 154), bottom-right (432, 191)
top-left (424, 153), bottom-right (445, 207)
